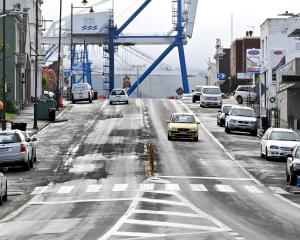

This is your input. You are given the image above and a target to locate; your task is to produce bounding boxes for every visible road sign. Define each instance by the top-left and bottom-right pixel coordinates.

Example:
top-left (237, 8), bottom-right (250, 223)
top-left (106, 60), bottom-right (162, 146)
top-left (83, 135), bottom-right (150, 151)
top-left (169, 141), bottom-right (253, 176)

top-left (237, 73), bottom-right (252, 79)
top-left (217, 73), bottom-right (226, 79)
top-left (176, 87), bottom-right (184, 95)
top-left (64, 70), bottom-right (72, 77)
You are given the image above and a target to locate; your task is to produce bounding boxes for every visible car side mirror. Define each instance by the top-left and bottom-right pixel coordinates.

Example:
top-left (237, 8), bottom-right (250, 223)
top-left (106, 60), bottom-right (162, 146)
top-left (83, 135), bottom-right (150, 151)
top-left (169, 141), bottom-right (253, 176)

top-left (31, 137), bottom-right (37, 142)
top-left (225, 113), bottom-right (229, 116)
top-left (196, 122), bottom-right (200, 125)
top-left (166, 120), bottom-right (170, 124)
top-left (26, 138), bottom-right (31, 142)
top-left (218, 110), bottom-right (222, 113)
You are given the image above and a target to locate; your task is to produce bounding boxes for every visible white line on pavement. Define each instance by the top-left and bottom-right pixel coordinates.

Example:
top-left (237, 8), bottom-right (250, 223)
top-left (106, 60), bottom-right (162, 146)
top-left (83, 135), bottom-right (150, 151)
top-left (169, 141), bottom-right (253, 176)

top-left (29, 198), bottom-right (134, 205)
top-left (190, 184), bottom-right (208, 192)
top-left (244, 185), bottom-right (263, 194)
top-left (112, 184), bottom-right (128, 192)
top-left (57, 186), bottom-right (74, 194)
top-left (113, 231), bottom-right (162, 237)
top-left (165, 183), bottom-right (181, 191)
top-left (132, 209), bottom-right (202, 218)
top-left (139, 183), bottom-right (154, 191)
top-left (86, 185), bottom-right (102, 193)
top-left (159, 176), bottom-right (252, 181)
top-left (268, 186), bottom-right (289, 195)
top-left (138, 198), bottom-right (186, 206)
top-left (215, 185), bottom-right (236, 193)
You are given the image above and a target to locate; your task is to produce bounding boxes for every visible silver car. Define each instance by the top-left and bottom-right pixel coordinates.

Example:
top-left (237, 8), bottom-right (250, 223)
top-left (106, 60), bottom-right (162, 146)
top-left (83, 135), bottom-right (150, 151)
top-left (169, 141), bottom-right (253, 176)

top-left (0, 172), bottom-right (7, 205)
top-left (0, 130), bottom-right (34, 171)
top-left (225, 106), bottom-right (258, 136)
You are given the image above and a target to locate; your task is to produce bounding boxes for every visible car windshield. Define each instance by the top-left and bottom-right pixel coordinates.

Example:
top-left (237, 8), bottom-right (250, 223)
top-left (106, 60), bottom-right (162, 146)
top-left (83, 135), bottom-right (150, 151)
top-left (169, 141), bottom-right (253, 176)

top-left (269, 131), bottom-right (298, 141)
top-left (202, 88), bottom-right (221, 94)
top-left (111, 90), bottom-right (125, 95)
top-left (295, 148), bottom-right (300, 158)
top-left (222, 106), bottom-right (232, 114)
top-left (230, 108), bottom-right (255, 117)
top-left (0, 133), bottom-right (21, 144)
top-left (171, 115), bottom-right (195, 123)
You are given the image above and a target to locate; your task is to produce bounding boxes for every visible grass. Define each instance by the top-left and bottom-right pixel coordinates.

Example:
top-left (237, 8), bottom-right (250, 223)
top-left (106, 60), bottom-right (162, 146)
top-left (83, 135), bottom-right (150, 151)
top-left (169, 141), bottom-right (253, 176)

top-left (6, 112), bottom-right (17, 121)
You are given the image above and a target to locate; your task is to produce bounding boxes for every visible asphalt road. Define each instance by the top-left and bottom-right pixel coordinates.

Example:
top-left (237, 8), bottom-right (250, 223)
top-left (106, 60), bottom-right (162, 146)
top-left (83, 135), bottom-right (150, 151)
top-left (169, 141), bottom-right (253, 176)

top-left (0, 98), bottom-right (300, 240)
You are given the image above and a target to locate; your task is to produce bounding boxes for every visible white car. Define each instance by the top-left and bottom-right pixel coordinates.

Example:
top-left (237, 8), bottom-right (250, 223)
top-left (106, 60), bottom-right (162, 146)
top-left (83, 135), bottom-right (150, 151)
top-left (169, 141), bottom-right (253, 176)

top-left (109, 89), bottom-right (129, 105)
top-left (200, 86), bottom-right (222, 108)
top-left (225, 106), bottom-right (257, 136)
top-left (0, 172), bottom-right (7, 205)
top-left (234, 85), bottom-right (257, 104)
top-left (71, 83), bottom-right (93, 104)
top-left (261, 128), bottom-right (299, 160)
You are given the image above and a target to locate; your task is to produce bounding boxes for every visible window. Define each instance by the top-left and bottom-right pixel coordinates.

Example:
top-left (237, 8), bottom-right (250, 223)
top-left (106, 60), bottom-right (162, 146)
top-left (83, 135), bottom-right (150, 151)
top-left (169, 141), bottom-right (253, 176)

top-left (230, 108), bottom-right (256, 117)
top-left (171, 115), bottom-right (195, 123)
top-left (202, 88), bottom-right (221, 94)
top-left (269, 131), bottom-right (298, 141)
top-left (0, 133), bottom-right (21, 144)
top-left (111, 90), bottom-right (125, 96)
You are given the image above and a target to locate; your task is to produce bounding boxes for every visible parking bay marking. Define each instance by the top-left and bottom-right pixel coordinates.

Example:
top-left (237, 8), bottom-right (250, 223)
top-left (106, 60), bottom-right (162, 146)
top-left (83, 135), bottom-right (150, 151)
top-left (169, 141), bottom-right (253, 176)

top-left (215, 185), bottom-right (236, 193)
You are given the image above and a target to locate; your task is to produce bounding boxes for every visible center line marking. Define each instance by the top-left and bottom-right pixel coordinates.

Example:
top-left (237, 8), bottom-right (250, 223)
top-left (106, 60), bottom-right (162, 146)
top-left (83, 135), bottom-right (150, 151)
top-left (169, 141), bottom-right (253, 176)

top-left (190, 184), bottom-right (208, 192)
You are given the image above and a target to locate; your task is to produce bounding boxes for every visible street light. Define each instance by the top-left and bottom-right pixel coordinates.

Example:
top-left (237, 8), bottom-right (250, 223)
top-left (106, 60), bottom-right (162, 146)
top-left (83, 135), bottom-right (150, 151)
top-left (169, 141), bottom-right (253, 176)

top-left (82, 0), bottom-right (88, 6)
top-left (33, 0), bottom-right (39, 129)
top-left (56, 0), bottom-right (63, 110)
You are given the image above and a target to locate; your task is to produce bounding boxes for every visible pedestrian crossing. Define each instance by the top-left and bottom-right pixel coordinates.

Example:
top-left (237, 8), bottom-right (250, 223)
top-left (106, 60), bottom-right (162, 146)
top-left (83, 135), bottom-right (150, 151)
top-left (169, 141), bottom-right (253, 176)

top-left (30, 183), bottom-right (265, 196)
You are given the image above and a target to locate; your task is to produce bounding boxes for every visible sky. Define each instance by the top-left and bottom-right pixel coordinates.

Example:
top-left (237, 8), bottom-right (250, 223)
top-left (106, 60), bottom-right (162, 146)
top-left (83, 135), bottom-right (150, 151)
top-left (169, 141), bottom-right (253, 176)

top-left (41, 0), bottom-right (300, 70)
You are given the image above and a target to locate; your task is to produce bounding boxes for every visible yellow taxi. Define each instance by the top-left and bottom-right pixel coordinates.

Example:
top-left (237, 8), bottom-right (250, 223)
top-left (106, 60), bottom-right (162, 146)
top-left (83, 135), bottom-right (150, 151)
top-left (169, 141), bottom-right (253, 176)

top-left (167, 113), bottom-right (199, 141)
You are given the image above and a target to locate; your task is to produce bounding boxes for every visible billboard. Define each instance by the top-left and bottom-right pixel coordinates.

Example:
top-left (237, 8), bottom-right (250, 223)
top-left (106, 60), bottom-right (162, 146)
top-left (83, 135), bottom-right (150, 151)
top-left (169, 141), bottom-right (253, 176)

top-left (237, 73), bottom-right (252, 79)
top-left (246, 49), bottom-right (261, 73)
top-left (73, 12), bottom-right (110, 35)
top-left (271, 50), bottom-right (286, 71)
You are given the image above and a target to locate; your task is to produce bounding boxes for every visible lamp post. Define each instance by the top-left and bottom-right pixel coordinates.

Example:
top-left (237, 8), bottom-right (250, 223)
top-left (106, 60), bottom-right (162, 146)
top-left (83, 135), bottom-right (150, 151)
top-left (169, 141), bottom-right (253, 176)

top-left (56, 0), bottom-right (63, 110)
top-left (2, 0), bottom-right (6, 130)
top-left (70, 2), bottom-right (94, 88)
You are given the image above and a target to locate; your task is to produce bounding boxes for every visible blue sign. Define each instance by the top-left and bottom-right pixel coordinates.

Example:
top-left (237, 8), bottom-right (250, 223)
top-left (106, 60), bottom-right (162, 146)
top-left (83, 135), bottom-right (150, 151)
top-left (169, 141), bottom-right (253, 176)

top-left (217, 73), bottom-right (226, 79)
top-left (64, 70), bottom-right (72, 77)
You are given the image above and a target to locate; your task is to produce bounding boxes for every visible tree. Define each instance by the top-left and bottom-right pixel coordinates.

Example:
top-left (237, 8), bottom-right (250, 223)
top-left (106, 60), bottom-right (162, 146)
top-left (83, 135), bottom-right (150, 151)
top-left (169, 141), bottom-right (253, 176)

top-left (42, 68), bottom-right (57, 92)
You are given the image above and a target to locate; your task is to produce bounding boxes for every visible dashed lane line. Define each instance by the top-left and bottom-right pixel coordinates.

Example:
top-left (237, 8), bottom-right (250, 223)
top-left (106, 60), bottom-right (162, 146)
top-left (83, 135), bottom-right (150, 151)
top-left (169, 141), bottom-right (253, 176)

top-left (190, 184), bottom-right (208, 192)
top-left (215, 185), bottom-right (236, 193)
top-left (244, 185), bottom-right (263, 194)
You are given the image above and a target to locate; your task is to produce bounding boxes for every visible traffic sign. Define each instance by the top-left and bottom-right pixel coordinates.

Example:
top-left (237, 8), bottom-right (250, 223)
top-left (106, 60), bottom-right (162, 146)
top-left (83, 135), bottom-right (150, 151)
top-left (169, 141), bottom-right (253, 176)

top-left (64, 70), bottom-right (72, 77)
top-left (217, 73), bottom-right (226, 79)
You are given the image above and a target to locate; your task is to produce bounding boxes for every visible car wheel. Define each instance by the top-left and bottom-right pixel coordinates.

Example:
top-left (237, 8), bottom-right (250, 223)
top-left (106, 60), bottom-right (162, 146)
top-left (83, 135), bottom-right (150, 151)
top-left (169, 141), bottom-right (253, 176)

top-left (237, 96), bottom-right (243, 104)
top-left (29, 158), bottom-right (33, 168)
top-left (260, 145), bottom-right (265, 158)
top-left (217, 119), bottom-right (220, 126)
top-left (250, 130), bottom-right (257, 136)
top-left (3, 182), bottom-right (7, 201)
top-left (225, 126), bottom-right (231, 134)
top-left (193, 136), bottom-right (198, 142)
top-left (126, 101), bottom-right (129, 104)
top-left (192, 99), bottom-right (195, 103)
top-left (23, 160), bottom-right (30, 171)
top-left (289, 173), bottom-right (297, 185)
top-left (110, 101), bottom-right (113, 105)
top-left (0, 194), bottom-right (2, 205)
top-left (89, 98), bottom-right (92, 103)
top-left (286, 168), bottom-right (290, 182)
top-left (34, 152), bottom-right (37, 162)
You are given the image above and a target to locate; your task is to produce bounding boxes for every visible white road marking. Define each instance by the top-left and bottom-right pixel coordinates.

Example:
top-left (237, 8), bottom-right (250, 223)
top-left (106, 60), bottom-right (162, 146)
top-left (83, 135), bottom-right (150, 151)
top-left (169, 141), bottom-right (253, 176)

top-left (268, 186), bottom-right (289, 195)
top-left (69, 164), bottom-right (97, 173)
top-left (190, 184), bottom-right (208, 192)
top-left (29, 198), bottom-right (134, 205)
top-left (139, 198), bottom-right (186, 206)
top-left (273, 194), bottom-right (300, 209)
top-left (139, 183), bottom-right (154, 191)
top-left (229, 232), bottom-right (240, 236)
top-left (235, 237), bottom-right (246, 240)
top-left (215, 185), bottom-right (236, 193)
top-left (132, 210), bottom-right (202, 218)
top-left (112, 184), bottom-right (128, 192)
top-left (124, 219), bottom-right (224, 231)
top-left (244, 185), bottom-right (263, 194)
top-left (113, 231), bottom-right (162, 237)
top-left (86, 185), bottom-right (102, 193)
top-left (159, 176), bottom-right (252, 181)
top-left (165, 183), bottom-right (181, 191)
top-left (30, 186), bottom-right (49, 195)
top-left (57, 186), bottom-right (74, 194)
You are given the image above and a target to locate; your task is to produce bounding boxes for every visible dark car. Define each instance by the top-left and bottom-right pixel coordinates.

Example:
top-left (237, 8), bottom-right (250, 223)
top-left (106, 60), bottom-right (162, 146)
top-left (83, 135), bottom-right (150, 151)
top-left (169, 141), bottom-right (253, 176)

top-left (286, 145), bottom-right (300, 185)
top-left (217, 104), bottom-right (232, 127)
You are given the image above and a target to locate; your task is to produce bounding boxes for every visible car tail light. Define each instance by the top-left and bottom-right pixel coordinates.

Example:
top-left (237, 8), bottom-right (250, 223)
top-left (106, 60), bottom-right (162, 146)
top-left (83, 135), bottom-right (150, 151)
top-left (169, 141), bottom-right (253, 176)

top-left (20, 144), bottom-right (26, 152)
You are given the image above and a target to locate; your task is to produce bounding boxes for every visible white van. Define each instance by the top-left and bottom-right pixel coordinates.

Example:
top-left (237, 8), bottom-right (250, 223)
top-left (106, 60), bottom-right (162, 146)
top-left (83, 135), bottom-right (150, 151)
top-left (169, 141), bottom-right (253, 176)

top-left (200, 86), bottom-right (222, 107)
top-left (71, 83), bottom-right (93, 104)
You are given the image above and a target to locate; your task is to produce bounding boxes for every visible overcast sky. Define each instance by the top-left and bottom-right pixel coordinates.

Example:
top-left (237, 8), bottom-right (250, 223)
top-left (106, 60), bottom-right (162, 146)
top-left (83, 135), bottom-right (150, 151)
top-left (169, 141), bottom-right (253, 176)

top-left (42, 0), bottom-right (300, 70)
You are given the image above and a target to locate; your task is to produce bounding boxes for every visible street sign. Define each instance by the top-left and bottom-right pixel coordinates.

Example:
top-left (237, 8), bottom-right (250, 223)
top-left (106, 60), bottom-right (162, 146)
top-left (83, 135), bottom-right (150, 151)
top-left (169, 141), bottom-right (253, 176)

top-left (237, 73), bottom-right (252, 79)
top-left (64, 70), bottom-right (72, 77)
top-left (176, 87), bottom-right (184, 95)
top-left (217, 73), bottom-right (226, 79)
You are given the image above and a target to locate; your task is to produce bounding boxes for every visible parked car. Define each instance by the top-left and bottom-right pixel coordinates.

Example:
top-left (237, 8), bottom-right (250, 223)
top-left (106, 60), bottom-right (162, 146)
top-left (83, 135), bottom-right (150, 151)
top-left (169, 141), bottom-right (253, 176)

top-left (200, 86), bottom-right (222, 108)
top-left (180, 93), bottom-right (193, 101)
top-left (286, 144), bottom-right (300, 185)
top-left (217, 104), bottom-right (233, 127)
top-left (0, 130), bottom-right (35, 171)
top-left (71, 83), bottom-right (93, 104)
top-left (0, 172), bottom-right (7, 205)
top-left (225, 106), bottom-right (257, 136)
top-left (21, 132), bottom-right (37, 163)
top-left (192, 86), bottom-right (204, 103)
top-left (109, 89), bottom-right (129, 105)
top-left (234, 85), bottom-right (257, 104)
top-left (261, 128), bottom-right (299, 160)
top-left (167, 113), bottom-right (200, 141)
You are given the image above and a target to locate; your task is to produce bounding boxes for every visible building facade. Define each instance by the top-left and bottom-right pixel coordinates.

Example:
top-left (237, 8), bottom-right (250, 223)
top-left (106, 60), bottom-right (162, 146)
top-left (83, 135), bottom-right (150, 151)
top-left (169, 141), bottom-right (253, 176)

top-left (260, 17), bottom-right (300, 110)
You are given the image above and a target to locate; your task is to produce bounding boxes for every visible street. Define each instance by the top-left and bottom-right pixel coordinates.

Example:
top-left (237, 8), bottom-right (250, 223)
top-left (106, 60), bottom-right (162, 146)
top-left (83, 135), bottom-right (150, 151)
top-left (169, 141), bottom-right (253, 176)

top-left (0, 99), bottom-right (300, 240)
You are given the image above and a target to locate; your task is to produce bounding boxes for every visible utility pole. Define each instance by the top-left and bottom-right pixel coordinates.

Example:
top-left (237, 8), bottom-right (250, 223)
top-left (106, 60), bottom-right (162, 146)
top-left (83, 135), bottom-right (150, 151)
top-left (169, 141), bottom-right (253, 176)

top-left (33, 0), bottom-right (39, 129)
top-left (56, 0), bottom-right (63, 110)
top-left (2, 0), bottom-right (6, 130)
top-left (70, 3), bottom-right (74, 90)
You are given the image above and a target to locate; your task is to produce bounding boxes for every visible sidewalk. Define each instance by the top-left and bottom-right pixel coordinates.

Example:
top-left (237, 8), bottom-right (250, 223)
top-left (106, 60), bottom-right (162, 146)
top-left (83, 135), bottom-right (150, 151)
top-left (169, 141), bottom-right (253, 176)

top-left (5, 100), bottom-right (70, 136)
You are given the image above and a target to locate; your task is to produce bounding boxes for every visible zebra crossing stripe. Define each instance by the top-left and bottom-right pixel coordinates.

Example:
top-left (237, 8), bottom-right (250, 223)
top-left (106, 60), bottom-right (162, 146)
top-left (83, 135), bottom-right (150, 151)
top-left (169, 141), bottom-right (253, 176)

top-left (57, 186), bottom-right (74, 194)
top-left (215, 184), bottom-right (236, 193)
top-left (140, 183), bottom-right (154, 191)
top-left (165, 184), bottom-right (181, 191)
top-left (112, 184), bottom-right (128, 192)
top-left (86, 185), bottom-right (102, 193)
top-left (190, 184), bottom-right (208, 192)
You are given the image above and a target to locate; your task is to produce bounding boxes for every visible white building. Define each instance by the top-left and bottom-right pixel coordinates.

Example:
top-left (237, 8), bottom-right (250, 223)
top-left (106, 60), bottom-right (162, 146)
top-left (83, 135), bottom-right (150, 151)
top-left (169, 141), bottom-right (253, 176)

top-left (260, 17), bottom-right (300, 110)
top-left (206, 59), bottom-right (217, 86)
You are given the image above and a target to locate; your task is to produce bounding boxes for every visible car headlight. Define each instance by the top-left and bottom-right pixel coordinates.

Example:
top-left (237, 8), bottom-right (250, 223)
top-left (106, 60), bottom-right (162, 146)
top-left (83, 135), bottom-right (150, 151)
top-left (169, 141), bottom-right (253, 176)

top-left (250, 121), bottom-right (256, 125)
top-left (230, 119), bottom-right (237, 123)
top-left (190, 127), bottom-right (198, 132)
top-left (202, 96), bottom-right (207, 100)
top-left (170, 127), bottom-right (177, 131)
top-left (270, 145), bottom-right (279, 149)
